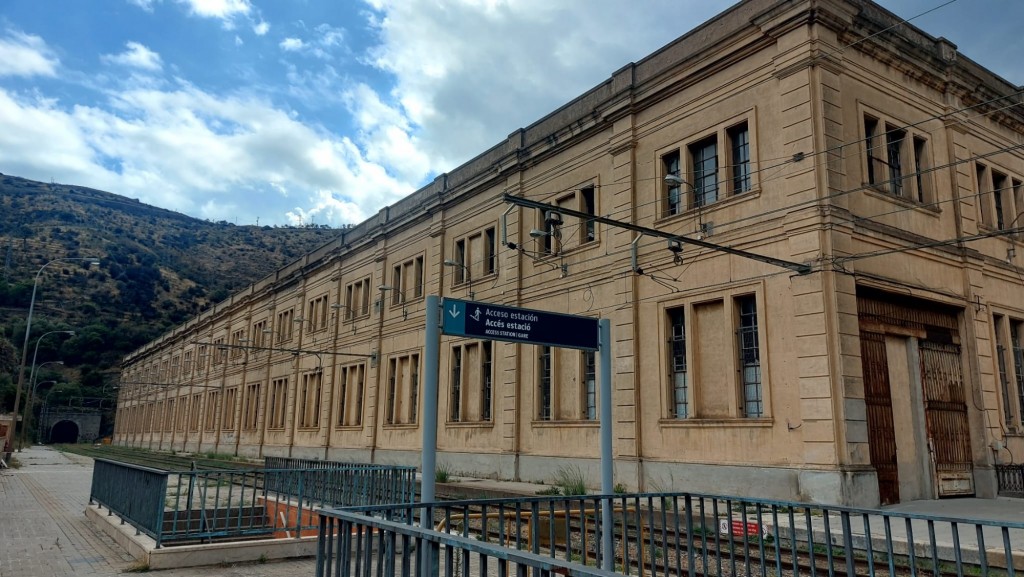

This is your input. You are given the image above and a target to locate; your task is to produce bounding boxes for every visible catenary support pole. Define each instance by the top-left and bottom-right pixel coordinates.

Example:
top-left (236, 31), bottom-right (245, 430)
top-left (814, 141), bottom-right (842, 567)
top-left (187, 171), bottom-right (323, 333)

top-left (599, 318), bottom-right (613, 572)
top-left (421, 294), bottom-right (441, 575)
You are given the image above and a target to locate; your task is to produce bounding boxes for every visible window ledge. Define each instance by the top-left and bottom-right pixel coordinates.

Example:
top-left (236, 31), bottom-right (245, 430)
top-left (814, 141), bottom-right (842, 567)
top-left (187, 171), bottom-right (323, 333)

top-left (862, 186), bottom-right (941, 215)
top-left (333, 425), bottom-right (363, 431)
top-left (383, 423), bottom-right (419, 430)
top-left (531, 419), bottom-right (600, 428)
top-left (389, 296), bottom-right (424, 310)
top-left (658, 417), bottom-right (773, 428)
top-left (654, 188), bottom-right (762, 227)
top-left (445, 421), bottom-right (495, 429)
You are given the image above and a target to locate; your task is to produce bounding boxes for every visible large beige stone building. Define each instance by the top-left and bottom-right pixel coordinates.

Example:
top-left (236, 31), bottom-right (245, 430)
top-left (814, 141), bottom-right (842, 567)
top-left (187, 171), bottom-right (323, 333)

top-left (113, 0), bottom-right (1024, 507)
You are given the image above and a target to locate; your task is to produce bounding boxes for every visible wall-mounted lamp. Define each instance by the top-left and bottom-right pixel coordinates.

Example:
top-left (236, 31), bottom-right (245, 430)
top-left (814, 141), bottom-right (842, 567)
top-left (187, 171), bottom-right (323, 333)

top-left (331, 303), bottom-right (358, 333)
top-left (664, 174), bottom-right (687, 187)
top-left (377, 285), bottom-right (408, 319)
top-left (443, 259), bottom-right (475, 300)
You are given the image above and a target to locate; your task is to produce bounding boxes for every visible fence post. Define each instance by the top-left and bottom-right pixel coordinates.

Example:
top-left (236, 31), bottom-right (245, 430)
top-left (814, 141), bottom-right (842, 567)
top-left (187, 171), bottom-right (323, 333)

top-left (295, 470), bottom-right (305, 539)
top-left (155, 473), bottom-right (168, 549)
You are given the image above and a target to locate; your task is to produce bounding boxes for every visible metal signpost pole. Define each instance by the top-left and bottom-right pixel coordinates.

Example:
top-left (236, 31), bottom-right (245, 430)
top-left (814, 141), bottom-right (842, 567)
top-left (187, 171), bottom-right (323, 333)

top-left (598, 318), bottom-right (613, 572)
top-left (421, 294), bottom-right (440, 576)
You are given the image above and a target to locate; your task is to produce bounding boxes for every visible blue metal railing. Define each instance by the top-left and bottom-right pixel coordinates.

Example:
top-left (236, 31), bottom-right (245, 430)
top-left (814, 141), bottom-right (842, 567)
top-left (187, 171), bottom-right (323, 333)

top-left (263, 457), bottom-right (416, 507)
top-left (90, 458), bottom-right (169, 545)
top-left (90, 459), bottom-right (417, 548)
top-left (318, 492), bottom-right (1024, 577)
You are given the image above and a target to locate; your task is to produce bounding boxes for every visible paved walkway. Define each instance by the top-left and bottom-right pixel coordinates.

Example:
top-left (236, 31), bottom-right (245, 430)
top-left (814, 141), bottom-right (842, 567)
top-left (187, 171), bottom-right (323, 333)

top-left (3, 446), bottom-right (1023, 576)
top-left (0, 446), bottom-right (316, 577)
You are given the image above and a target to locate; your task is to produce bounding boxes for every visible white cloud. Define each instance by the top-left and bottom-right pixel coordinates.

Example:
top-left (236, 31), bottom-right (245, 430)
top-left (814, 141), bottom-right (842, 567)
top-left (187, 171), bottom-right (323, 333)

top-left (278, 25), bottom-right (346, 60)
top-left (0, 30), bottom-right (59, 77)
top-left (176, 0), bottom-right (251, 19)
top-left (359, 0), bottom-right (722, 168)
top-left (126, 0), bottom-right (157, 11)
top-left (280, 38), bottom-right (306, 51)
top-left (0, 81), bottom-right (416, 225)
top-left (102, 42), bottom-right (163, 71)
top-left (253, 21), bottom-right (270, 36)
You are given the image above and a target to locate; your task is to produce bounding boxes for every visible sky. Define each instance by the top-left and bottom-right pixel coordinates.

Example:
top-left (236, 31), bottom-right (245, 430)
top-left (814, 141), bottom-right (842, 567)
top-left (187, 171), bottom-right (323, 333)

top-left (1, 1), bottom-right (1022, 227)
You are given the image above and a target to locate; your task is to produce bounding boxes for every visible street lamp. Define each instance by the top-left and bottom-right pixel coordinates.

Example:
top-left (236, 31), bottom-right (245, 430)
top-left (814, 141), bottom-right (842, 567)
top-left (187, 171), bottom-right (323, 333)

top-left (7, 257), bottom-right (99, 454)
top-left (24, 380), bottom-right (56, 447)
top-left (19, 329), bottom-right (73, 451)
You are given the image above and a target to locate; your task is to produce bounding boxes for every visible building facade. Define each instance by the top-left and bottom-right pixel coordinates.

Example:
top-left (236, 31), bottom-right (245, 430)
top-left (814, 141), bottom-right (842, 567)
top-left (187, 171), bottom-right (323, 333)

top-left (113, 0), bottom-right (1024, 507)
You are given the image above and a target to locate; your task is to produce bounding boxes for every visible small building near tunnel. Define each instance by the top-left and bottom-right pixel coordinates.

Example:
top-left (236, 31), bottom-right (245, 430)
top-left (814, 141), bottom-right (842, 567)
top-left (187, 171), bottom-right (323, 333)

top-left (112, 0), bottom-right (1024, 507)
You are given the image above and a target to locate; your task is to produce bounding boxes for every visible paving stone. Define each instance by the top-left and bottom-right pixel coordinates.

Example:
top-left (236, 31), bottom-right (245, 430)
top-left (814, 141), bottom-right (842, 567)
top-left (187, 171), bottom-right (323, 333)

top-left (0, 447), bottom-right (316, 577)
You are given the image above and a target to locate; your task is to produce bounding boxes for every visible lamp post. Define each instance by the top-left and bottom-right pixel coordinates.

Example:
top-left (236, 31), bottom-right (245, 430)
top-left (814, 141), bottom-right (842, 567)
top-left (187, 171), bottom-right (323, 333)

top-left (19, 329), bottom-right (74, 451)
top-left (24, 380), bottom-right (56, 447)
top-left (7, 257), bottom-right (99, 454)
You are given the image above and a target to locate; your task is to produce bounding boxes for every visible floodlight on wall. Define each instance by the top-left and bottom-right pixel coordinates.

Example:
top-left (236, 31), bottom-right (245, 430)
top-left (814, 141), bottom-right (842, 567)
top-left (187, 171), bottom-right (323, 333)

top-left (630, 234), bottom-right (643, 275)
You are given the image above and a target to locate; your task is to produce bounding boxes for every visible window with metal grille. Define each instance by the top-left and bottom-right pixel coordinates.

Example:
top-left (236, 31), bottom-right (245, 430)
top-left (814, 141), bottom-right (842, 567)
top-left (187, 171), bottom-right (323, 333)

top-left (885, 127), bottom-right (906, 196)
top-left (737, 296), bottom-right (762, 418)
top-left (668, 307), bottom-right (688, 418)
top-left (538, 346), bottom-right (552, 420)
top-left (299, 372), bottom-right (321, 429)
top-left (205, 391), bottom-right (219, 431)
top-left (386, 353), bottom-right (420, 425)
top-left (450, 347), bottom-right (462, 422)
top-left (482, 341), bottom-right (493, 422)
top-left (663, 150), bottom-right (682, 216)
top-left (993, 171), bottom-right (1009, 230)
top-left (729, 122), bottom-right (751, 194)
top-left (1012, 320), bottom-right (1024, 428)
top-left (690, 136), bottom-right (718, 207)
top-left (222, 387), bottom-right (238, 431)
top-left (243, 383), bottom-right (260, 431)
top-left (336, 364), bottom-right (365, 427)
top-left (268, 378), bottom-right (288, 429)
top-left (584, 350), bottom-right (597, 420)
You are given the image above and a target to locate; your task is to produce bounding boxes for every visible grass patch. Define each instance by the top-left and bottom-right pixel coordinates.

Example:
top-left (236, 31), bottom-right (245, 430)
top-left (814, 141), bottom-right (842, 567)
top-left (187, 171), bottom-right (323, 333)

top-left (435, 462), bottom-right (456, 483)
top-left (125, 560), bottom-right (150, 572)
top-left (535, 486), bottom-right (561, 496)
top-left (553, 465), bottom-right (587, 496)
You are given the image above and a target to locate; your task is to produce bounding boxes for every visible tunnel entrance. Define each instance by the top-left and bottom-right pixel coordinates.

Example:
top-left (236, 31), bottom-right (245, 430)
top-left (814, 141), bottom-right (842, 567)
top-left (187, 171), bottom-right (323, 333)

top-left (49, 420), bottom-right (79, 444)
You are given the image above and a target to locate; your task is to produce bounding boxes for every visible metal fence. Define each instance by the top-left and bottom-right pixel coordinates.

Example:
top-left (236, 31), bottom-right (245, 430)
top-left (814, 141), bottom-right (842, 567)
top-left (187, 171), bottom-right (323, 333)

top-left (90, 458), bottom-right (417, 548)
top-left (264, 457), bottom-right (417, 507)
top-left (90, 458), bottom-right (169, 544)
top-left (318, 492), bottom-right (1024, 577)
top-left (996, 464), bottom-right (1024, 498)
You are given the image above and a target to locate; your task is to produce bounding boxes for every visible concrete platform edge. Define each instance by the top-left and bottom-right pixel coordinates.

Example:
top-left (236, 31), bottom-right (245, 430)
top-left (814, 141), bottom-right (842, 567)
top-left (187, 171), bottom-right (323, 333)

top-left (85, 503), bottom-right (319, 570)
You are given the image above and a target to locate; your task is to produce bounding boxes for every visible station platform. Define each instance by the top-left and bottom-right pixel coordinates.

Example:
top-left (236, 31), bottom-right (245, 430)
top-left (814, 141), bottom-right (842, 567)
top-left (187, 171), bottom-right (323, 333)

top-left (1, 445), bottom-right (1021, 575)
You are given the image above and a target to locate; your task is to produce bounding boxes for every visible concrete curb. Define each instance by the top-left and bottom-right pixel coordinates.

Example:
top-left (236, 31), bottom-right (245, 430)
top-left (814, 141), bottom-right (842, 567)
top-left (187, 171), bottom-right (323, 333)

top-left (85, 503), bottom-right (319, 570)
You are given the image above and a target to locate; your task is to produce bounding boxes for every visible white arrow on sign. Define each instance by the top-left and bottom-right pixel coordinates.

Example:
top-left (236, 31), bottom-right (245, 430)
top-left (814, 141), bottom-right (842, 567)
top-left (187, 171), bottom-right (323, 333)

top-left (448, 304), bottom-right (461, 319)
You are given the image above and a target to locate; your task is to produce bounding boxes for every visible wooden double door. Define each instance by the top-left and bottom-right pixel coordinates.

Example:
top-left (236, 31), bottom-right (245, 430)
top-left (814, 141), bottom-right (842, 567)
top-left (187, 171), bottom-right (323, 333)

top-left (858, 304), bottom-right (973, 505)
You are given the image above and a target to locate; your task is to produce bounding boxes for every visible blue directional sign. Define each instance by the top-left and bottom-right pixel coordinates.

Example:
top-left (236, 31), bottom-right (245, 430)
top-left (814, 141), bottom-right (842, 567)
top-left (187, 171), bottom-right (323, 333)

top-left (441, 298), bottom-right (599, 351)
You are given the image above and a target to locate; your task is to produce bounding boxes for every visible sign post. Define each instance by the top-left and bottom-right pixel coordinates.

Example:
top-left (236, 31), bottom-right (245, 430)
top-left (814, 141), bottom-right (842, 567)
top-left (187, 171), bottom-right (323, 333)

top-left (421, 295), bottom-right (441, 574)
top-left (436, 297), bottom-right (613, 571)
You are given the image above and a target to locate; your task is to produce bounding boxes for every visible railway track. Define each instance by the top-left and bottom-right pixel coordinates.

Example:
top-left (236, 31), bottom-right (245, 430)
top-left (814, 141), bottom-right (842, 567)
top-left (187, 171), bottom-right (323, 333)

top-left (54, 444), bottom-right (261, 472)
top-left (455, 504), bottom-right (986, 577)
